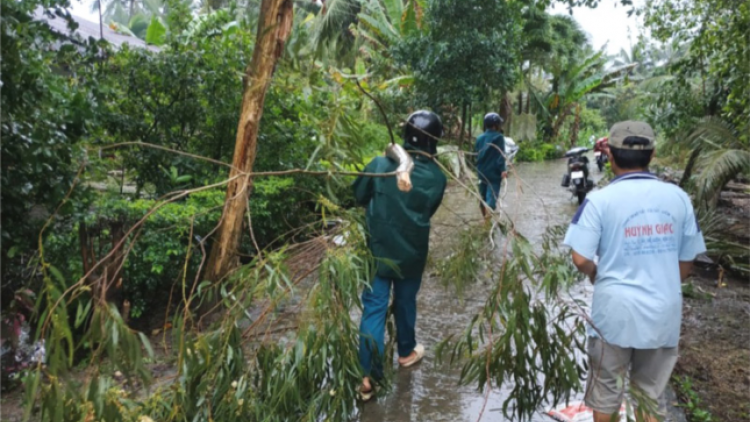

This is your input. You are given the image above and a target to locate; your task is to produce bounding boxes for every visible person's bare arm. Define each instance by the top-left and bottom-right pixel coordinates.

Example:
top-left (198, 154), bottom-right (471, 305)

top-left (679, 261), bottom-right (694, 281)
top-left (572, 250), bottom-right (597, 284)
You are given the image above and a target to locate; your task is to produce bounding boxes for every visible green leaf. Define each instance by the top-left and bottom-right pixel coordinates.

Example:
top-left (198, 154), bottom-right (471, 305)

top-left (145, 16), bottom-right (167, 46)
top-left (48, 265), bottom-right (65, 286)
top-left (138, 332), bottom-right (155, 358)
top-left (75, 299), bottom-right (92, 329)
top-left (221, 21), bottom-right (239, 34)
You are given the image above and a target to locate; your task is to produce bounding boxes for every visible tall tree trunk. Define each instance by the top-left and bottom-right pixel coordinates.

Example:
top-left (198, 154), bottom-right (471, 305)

top-left (457, 102), bottom-right (468, 179)
top-left (468, 102), bottom-right (472, 140)
top-left (205, 0), bottom-right (294, 283)
top-left (551, 103), bottom-right (574, 141)
top-left (499, 93), bottom-right (513, 135)
top-left (525, 89), bottom-right (531, 114)
top-left (570, 103), bottom-right (581, 147)
top-left (517, 91), bottom-right (523, 115)
top-left (459, 102), bottom-right (468, 149)
top-left (680, 147), bottom-right (702, 188)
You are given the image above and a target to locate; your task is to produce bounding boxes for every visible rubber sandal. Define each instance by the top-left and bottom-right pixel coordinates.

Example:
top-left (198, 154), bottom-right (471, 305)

top-left (399, 344), bottom-right (425, 368)
top-left (359, 386), bottom-right (375, 402)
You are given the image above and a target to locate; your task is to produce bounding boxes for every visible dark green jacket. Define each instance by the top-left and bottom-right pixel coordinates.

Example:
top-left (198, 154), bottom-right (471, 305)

top-left (353, 144), bottom-right (447, 280)
top-left (475, 130), bottom-right (506, 184)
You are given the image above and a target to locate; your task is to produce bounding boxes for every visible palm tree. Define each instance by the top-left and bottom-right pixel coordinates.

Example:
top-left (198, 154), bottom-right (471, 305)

top-left (679, 117), bottom-right (750, 207)
top-left (353, 0), bottom-right (424, 75)
top-left (515, 13), bottom-right (589, 140)
top-left (309, 0), bottom-right (361, 63)
top-left (542, 50), bottom-right (635, 145)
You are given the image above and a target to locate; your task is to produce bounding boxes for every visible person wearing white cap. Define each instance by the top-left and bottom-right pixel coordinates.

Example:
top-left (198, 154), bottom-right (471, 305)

top-left (563, 121), bottom-right (707, 422)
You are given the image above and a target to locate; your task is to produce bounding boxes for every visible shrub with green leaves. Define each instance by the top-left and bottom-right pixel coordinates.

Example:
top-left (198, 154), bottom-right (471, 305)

top-left (44, 190), bottom-right (224, 319)
top-left (0, 0), bottom-right (98, 292)
top-left (29, 199), bottom-right (377, 422)
top-left (516, 142), bottom-right (562, 162)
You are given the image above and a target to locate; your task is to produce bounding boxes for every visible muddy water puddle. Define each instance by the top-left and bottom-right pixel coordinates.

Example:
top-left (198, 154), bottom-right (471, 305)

top-left (357, 157), bottom-right (600, 422)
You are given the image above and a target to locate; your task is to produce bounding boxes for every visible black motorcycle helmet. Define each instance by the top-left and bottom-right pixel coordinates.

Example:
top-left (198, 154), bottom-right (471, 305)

top-left (483, 112), bottom-right (504, 131)
top-left (404, 110), bottom-right (443, 154)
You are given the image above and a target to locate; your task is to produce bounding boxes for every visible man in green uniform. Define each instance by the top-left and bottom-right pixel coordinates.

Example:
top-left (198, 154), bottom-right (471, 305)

top-left (475, 112), bottom-right (508, 220)
top-left (353, 110), bottom-right (447, 401)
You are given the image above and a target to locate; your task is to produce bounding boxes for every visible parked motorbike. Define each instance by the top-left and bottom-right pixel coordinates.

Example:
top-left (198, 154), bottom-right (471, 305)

top-left (560, 147), bottom-right (594, 205)
top-left (504, 137), bottom-right (520, 164)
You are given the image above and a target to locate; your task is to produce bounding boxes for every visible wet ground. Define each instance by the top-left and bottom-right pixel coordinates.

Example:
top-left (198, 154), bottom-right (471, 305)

top-left (358, 157), bottom-right (602, 422)
top-left (675, 267), bottom-right (750, 421)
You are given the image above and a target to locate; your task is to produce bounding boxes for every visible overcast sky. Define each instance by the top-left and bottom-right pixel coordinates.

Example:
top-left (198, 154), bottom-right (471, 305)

top-left (68, 0), bottom-right (644, 56)
top-left (551, 0), bottom-right (645, 57)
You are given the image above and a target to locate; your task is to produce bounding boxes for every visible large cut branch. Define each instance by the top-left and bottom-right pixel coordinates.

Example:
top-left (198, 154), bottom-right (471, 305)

top-left (205, 0), bottom-right (294, 283)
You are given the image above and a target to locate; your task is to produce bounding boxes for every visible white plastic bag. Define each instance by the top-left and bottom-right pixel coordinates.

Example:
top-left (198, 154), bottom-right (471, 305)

top-left (547, 402), bottom-right (626, 422)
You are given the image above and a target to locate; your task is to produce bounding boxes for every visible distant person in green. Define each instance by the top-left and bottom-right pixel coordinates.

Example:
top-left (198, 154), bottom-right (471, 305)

top-left (475, 112), bottom-right (508, 221)
top-left (352, 110), bottom-right (447, 401)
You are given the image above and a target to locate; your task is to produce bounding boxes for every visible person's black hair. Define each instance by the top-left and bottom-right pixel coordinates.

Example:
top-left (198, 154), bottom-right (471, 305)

top-left (610, 137), bottom-right (653, 170)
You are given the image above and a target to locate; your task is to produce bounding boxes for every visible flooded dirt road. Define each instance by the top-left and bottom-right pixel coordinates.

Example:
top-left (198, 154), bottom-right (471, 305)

top-left (357, 156), bottom-right (599, 422)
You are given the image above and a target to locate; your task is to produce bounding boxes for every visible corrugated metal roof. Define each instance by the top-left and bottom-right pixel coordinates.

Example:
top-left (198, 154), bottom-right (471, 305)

top-left (33, 8), bottom-right (160, 52)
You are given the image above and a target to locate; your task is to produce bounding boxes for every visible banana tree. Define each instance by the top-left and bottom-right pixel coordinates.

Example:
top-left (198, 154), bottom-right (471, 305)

top-left (510, 12), bottom-right (586, 138)
top-left (542, 50), bottom-right (636, 145)
top-left (90, 0), bottom-right (164, 40)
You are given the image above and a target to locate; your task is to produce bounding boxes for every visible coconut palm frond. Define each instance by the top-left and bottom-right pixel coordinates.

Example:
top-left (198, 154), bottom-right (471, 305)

top-left (685, 116), bottom-right (745, 151)
top-left (105, 1), bottom-right (129, 25)
top-left (697, 206), bottom-right (724, 238)
top-left (310, 0), bottom-right (360, 55)
top-left (602, 63), bottom-right (638, 83)
top-left (142, 0), bottom-right (163, 15)
top-left (637, 74), bottom-right (674, 91)
top-left (698, 207), bottom-right (750, 274)
top-left (694, 148), bottom-right (750, 204)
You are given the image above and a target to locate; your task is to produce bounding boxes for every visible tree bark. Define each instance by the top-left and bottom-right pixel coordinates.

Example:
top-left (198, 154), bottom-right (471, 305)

top-left (499, 93), bottom-right (513, 135)
top-left (680, 147), bottom-right (702, 188)
top-left (459, 102), bottom-right (468, 149)
top-left (525, 89), bottom-right (531, 114)
top-left (205, 0), bottom-right (294, 283)
top-left (570, 103), bottom-right (581, 147)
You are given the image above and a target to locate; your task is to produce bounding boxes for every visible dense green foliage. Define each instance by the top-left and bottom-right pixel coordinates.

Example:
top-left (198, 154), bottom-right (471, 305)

top-left (45, 190), bottom-right (224, 318)
top-left (394, 0), bottom-right (519, 110)
top-left (644, 0), bottom-right (750, 129)
top-left (2, 0), bottom-right (748, 420)
top-left (1, 3), bottom-right (96, 287)
top-left (1, 0), bottom-right (386, 313)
